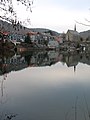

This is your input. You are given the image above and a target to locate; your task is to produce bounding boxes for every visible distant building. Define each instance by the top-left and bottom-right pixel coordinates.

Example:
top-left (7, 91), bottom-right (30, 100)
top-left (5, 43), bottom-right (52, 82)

top-left (55, 36), bottom-right (63, 44)
top-left (48, 37), bottom-right (59, 49)
top-left (0, 31), bottom-right (10, 42)
top-left (85, 36), bottom-right (90, 43)
top-left (27, 31), bottom-right (37, 42)
top-left (9, 33), bottom-right (25, 42)
top-left (66, 25), bottom-right (80, 42)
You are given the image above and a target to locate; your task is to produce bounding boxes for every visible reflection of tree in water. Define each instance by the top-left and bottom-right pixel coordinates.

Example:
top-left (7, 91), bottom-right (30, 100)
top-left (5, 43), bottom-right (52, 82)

top-left (37, 52), bottom-right (49, 66)
top-left (0, 50), bottom-right (11, 104)
top-left (24, 51), bottom-right (49, 66)
top-left (0, 75), bottom-right (7, 104)
top-left (0, 54), bottom-right (8, 76)
top-left (0, 62), bottom-right (9, 119)
top-left (0, 50), bottom-right (90, 74)
top-left (0, 48), bottom-right (15, 75)
top-left (24, 51), bottom-right (34, 66)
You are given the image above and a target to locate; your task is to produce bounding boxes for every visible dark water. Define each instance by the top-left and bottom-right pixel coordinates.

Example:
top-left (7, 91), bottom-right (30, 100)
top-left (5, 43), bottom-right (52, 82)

top-left (0, 50), bottom-right (90, 120)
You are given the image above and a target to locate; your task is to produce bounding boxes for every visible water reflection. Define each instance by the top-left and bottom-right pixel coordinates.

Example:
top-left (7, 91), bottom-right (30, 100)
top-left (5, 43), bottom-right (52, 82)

top-left (0, 50), bottom-right (90, 120)
top-left (0, 50), bottom-right (90, 76)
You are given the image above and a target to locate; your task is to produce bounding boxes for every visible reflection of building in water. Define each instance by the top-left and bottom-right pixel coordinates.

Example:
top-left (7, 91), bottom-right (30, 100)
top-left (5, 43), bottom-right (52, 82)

top-left (26, 51), bottom-right (48, 66)
top-left (65, 54), bottom-right (79, 66)
top-left (0, 51), bottom-right (90, 75)
top-left (9, 54), bottom-right (28, 71)
top-left (65, 55), bottom-right (79, 72)
top-left (80, 52), bottom-right (90, 65)
top-left (47, 51), bottom-right (59, 65)
top-left (60, 51), bottom-right (90, 72)
top-left (30, 51), bottom-right (59, 66)
top-left (61, 53), bottom-right (80, 72)
top-left (0, 54), bottom-right (28, 76)
top-left (24, 51), bottom-right (60, 67)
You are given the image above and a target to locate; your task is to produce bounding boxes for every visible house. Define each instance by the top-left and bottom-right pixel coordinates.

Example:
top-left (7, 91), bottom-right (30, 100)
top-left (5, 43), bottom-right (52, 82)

top-left (66, 30), bottom-right (80, 42)
top-left (9, 33), bottom-right (25, 42)
top-left (66, 25), bottom-right (80, 42)
top-left (0, 31), bottom-right (9, 42)
top-left (25, 31), bottom-right (60, 49)
top-left (26, 32), bottom-right (48, 47)
top-left (27, 31), bottom-right (37, 43)
top-left (48, 37), bottom-right (59, 49)
top-left (55, 36), bottom-right (63, 44)
top-left (85, 36), bottom-right (90, 43)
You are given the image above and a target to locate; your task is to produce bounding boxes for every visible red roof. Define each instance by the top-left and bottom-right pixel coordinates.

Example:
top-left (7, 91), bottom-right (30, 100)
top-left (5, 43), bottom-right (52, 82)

top-left (27, 31), bottom-right (37, 35)
top-left (0, 31), bottom-right (9, 35)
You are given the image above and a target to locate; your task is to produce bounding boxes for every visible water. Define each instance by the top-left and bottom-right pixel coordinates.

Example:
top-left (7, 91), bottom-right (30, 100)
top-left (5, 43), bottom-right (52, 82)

top-left (0, 50), bottom-right (90, 120)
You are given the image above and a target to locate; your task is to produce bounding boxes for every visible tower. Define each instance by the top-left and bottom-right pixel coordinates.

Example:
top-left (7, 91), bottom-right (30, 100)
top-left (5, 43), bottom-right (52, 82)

top-left (74, 24), bottom-right (76, 31)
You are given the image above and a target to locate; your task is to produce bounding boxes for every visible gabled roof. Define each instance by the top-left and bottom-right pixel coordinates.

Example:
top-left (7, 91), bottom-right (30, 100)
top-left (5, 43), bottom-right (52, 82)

top-left (67, 30), bottom-right (80, 36)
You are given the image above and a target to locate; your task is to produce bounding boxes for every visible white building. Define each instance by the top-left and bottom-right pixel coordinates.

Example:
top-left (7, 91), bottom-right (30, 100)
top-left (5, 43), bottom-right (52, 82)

top-left (48, 38), bottom-right (59, 49)
top-left (66, 25), bottom-right (80, 42)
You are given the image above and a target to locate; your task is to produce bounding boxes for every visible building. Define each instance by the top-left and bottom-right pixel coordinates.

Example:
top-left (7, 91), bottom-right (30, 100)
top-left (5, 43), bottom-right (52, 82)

top-left (66, 25), bottom-right (80, 42)
top-left (27, 31), bottom-right (37, 43)
top-left (48, 37), bottom-right (59, 49)
top-left (9, 33), bottom-right (25, 42)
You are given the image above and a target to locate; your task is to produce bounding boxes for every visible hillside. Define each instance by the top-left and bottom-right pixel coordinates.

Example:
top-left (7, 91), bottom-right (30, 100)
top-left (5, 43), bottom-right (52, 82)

top-left (0, 20), bottom-right (60, 36)
top-left (80, 30), bottom-right (90, 39)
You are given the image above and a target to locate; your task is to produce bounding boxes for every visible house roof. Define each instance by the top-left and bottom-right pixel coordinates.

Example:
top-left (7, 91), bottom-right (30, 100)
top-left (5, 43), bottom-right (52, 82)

top-left (67, 30), bottom-right (80, 36)
top-left (27, 31), bottom-right (37, 35)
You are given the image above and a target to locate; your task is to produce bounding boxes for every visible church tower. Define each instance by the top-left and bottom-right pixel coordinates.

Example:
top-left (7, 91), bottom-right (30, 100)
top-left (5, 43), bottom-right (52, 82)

top-left (74, 24), bottom-right (76, 31)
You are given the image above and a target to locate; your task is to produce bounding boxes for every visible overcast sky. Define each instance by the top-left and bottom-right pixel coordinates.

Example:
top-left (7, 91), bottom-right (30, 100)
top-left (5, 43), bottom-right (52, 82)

top-left (14, 0), bottom-right (90, 33)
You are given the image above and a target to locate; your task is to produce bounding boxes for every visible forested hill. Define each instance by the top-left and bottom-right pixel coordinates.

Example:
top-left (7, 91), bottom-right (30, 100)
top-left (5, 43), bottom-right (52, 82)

top-left (80, 30), bottom-right (90, 39)
top-left (0, 20), bottom-right (60, 36)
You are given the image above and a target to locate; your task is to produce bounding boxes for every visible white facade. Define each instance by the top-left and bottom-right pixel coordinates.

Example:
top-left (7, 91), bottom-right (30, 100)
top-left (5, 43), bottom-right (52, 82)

top-left (48, 39), bottom-right (59, 49)
top-left (66, 30), bottom-right (80, 42)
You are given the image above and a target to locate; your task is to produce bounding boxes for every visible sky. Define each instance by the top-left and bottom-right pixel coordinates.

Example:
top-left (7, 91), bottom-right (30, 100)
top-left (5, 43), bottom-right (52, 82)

top-left (7, 0), bottom-right (90, 33)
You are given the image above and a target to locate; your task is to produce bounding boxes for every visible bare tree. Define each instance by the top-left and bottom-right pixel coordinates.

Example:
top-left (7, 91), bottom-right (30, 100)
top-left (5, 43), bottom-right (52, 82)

top-left (75, 19), bottom-right (90, 27)
top-left (0, 0), bottom-right (33, 28)
top-left (75, 9), bottom-right (90, 27)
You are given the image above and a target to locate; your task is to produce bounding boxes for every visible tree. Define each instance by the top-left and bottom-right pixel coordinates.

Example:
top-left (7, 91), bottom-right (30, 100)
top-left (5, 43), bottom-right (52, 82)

top-left (0, 0), bottom-right (33, 29)
top-left (75, 9), bottom-right (90, 27)
top-left (25, 33), bottom-right (32, 44)
top-left (76, 19), bottom-right (90, 27)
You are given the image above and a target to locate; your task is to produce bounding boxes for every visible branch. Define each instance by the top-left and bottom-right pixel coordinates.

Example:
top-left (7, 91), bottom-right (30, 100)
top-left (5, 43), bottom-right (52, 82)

top-left (0, 6), bottom-right (7, 11)
top-left (17, 0), bottom-right (33, 10)
top-left (0, 0), bottom-right (34, 30)
top-left (75, 20), bottom-right (90, 27)
top-left (0, 2), bottom-right (5, 6)
top-left (0, 15), bottom-right (13, 23)
top-left (85, 18), bottom-right (90, 23)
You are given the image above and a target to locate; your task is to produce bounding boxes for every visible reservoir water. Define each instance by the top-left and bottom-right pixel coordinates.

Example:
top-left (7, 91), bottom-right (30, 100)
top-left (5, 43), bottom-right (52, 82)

top-left (0, 50), bottom-right (90, 120)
